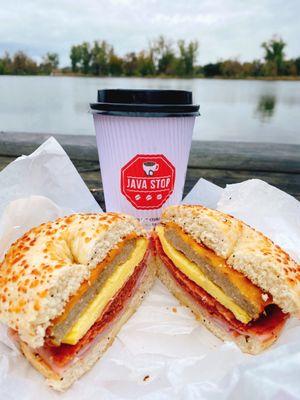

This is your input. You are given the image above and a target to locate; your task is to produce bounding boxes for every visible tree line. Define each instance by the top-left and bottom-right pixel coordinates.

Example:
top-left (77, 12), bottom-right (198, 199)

top-left (0, 52), bottom-right (59, 75)
top-left (69, 37), bottom-right (199, 77)
top-left (1, 36), bottom-right (300, 78)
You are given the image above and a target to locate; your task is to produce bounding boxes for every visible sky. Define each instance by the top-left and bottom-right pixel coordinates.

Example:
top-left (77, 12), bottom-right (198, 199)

top-left (1, 0), bottom-right (300, 66)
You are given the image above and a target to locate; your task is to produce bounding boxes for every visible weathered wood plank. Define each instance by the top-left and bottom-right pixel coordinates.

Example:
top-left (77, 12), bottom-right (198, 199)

top-left (78, 168), bottom-right (300, 204)
top-left (189, 140), bottom-right (300, 173)
top-left (0, 132), bottom-right (98, 161)
top-left (0, 133), bottom-right (299, 211)
top-left (185, 169), bottom-right (300, 199)
top-left (1, 132), bottom-right (299, 173)
top-left (78, 165), bottom-right (300, 195)
top-left (1, 153), bottom-right (298, 196)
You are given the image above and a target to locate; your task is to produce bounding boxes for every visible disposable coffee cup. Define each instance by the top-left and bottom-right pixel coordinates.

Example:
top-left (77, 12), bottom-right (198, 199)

top-left (90, 89), bottom-right (200, 229)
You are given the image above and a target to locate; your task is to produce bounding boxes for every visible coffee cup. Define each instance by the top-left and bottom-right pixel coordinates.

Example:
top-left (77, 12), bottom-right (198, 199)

top-left (90, 89), bottom-right (199, 229)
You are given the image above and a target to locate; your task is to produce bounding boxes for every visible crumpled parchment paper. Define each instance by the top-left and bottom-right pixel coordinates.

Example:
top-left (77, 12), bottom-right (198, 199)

top-left (0, 139), bottom-right (299, 400)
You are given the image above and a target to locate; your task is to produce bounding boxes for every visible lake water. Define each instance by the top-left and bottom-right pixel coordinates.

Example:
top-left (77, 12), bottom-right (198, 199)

top-left (0, 76), bottom-right (299, 144)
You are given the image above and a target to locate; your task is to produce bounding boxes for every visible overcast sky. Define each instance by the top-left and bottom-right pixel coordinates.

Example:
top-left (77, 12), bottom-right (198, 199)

top-left (1, 0), bottom-right (299, 66)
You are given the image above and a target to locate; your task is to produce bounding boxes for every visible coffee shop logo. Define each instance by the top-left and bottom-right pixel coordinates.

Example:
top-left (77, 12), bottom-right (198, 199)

top-left (143, 161), bottom-right (159, 176)
top-left (120, 154), bottom-right (176, 210)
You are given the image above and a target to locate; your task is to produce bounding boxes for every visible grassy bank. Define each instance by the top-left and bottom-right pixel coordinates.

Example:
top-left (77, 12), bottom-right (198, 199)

top-left (49, 72), bottom-right (300, 81)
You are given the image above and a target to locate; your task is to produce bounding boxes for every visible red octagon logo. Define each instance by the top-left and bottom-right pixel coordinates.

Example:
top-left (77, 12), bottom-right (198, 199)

top-left (121, 154), bottom-right (176, 210)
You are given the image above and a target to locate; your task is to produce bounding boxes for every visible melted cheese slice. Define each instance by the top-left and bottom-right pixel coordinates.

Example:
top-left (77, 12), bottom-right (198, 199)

top-left (62, 238), bottom-right (148, 345)
top-left (156, 226), bottom-right (252, 324)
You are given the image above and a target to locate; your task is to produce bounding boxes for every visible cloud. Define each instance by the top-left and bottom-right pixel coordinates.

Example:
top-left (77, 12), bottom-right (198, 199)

top-left (0, 0), bottom-right (299, 66)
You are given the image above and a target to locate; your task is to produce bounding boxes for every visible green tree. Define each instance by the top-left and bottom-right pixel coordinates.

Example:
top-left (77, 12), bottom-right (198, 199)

top-left (70, 45), bottom-right (82, 72)
top-left (176, 40), bottom-right (199, 76)
top-left (70, 42), bottom-right (92, 74)
top-left (295, 57), bottom-right (300, 76)
top-left (202, 62), bottom-right (221, 77)
top-left (0, 52), bottom-right (12, 74)
top-left (46, 52), bottom-right (59, 69)
top-left (261, 36), bottom-right (286, 76)
top-left (91, 40), bottom-right (110, 75)
top-left (80, 42), bottom-right (92, 74)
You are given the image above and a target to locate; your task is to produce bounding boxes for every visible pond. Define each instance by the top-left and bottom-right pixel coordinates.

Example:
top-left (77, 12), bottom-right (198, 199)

top-left (0, 76), bottom-right (299, 143)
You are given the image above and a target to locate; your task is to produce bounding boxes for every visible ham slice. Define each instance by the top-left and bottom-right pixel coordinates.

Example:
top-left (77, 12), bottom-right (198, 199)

top-left (154, 234), bottom-right (288, 338)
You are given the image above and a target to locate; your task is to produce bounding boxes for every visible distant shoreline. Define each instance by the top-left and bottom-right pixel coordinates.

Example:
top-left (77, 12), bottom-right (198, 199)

top-left (1, 73), bottom-right (300, 81)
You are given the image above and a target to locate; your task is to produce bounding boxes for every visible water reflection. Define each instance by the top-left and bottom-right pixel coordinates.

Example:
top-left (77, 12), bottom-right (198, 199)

top-left (255, 94), bottom-right (276, 122)
top-left (1, 76), bottom-right (300, 143)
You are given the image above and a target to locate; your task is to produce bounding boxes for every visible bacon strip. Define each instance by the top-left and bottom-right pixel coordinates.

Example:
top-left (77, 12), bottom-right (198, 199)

top-left (154, 234), bottom-right (288, 336)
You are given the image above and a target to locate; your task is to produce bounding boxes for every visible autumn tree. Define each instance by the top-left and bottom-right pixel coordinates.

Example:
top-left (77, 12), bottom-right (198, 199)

top-left (40, 52), bottom-right (59, 74)
top-left (136, 51), bottom-right (155, 76)
top-left (108, 50), bottom-right (123, 76)
top-left (2, 34), bottom-right (299, 78)
top-left (123, 52), bottom-right (139, 76)
top-left (151, 36), bottom-right (176, 75)
top-left (220, 60), bottom-right (243, 77)
top-left (11, 51), bottom-right (38, 75)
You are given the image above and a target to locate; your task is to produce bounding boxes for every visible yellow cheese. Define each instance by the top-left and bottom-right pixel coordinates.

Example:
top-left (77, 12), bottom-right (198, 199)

top-left (62, 238), bottom-right (148, 345)
top-left (156, 226), bottom-right (252, 324)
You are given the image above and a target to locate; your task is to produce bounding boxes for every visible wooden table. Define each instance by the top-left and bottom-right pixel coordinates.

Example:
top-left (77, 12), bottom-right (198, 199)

top-left (0, 132), bottom-right (299, 210)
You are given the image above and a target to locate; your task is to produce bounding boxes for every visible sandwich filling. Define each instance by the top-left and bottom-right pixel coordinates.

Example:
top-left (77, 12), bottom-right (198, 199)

top-left (16, 235), bottom-right (150, 375)
top-left (39, 246), bottom-right (150, 373)
top-left (155, 223), bottom-right (288, 335)
top-left (49, 236), bottom-right (138, 345)
top-left (48, 235), bottom-right (147, 346)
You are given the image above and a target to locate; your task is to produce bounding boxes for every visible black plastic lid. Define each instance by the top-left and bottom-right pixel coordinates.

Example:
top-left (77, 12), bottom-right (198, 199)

top-left (90, 89), bottom-right (200, 117)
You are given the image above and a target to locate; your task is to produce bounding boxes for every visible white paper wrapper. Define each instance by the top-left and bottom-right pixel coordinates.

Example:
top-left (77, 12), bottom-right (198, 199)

top-left (0, 137), bottom-right (101, 258)
top-left (217, 179), bottom-right (300, 263)
top-left (182, 177), bottom-right (223, 209)
top-left (0, 141), bottom-right (300, 399)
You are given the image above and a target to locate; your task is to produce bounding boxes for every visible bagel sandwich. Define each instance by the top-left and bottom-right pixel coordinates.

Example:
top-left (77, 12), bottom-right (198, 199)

top-left (153, 205), bottom-right (300, 354)
top-left (0, 213), bottom-right (156, 391)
